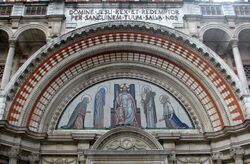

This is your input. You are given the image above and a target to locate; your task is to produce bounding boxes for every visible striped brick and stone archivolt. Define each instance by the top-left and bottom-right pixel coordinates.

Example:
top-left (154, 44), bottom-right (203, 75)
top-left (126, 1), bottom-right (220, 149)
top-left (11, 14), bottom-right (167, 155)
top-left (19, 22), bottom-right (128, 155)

top-left (4, 22), bottom-right (245, 133)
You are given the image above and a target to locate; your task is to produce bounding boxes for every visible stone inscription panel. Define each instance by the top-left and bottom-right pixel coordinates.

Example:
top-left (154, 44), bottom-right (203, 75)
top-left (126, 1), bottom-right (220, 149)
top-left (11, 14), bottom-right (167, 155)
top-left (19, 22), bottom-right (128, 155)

top-left (65, 8), bottom-right (184, 29)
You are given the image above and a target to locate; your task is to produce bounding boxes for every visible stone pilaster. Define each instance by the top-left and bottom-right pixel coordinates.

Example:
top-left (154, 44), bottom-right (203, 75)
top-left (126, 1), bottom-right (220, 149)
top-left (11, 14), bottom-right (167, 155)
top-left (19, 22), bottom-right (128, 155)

top-left (1, 40), bottom-right (16, 89)
top-left (10, 3), bottom-right (23, 29)
top-left (77, 141), bottom-right (90, 164)
top-left (231, 39), bottom-right (248, 93)
top-left (47, 1), bottom-right (65, 37)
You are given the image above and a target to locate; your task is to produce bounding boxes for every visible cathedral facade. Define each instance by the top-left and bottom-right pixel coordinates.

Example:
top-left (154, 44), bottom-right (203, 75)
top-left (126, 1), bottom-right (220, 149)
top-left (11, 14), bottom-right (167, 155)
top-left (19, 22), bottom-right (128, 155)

top-left (0, 0), bottom-right (250, 163)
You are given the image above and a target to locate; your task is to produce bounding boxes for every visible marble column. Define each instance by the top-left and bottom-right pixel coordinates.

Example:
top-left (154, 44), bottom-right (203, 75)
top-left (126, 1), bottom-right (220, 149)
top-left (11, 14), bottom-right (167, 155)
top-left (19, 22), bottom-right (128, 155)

top-left (231, 39), bottom-right (249, 92)
top-left (1, 40), bottom-right (16, 89)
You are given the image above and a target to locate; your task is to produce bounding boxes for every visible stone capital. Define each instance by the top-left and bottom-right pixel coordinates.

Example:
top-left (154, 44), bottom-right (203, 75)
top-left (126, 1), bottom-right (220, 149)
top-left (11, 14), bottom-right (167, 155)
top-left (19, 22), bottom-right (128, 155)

top-left (28, 153), bottom-right (40, 162)
top-left (212, 152), bottom-right (223, 163)
top-left (9, 39), bottom-right (16, 48)
top-left (77, 153), bottom-right (86, 164)
top-left (230, 147), bottom-right (245, 160)
top-left (230, 39), bottom-right (239, 48)
top-left (8, 147), bottom-right (19, 159)
top-left (168, 151), bottom-right (177, 163)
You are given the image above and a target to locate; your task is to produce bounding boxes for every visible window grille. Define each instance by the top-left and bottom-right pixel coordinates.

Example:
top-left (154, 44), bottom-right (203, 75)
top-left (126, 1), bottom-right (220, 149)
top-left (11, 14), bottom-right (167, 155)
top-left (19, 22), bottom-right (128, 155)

top-left (0, 65), bottom-right (4, 81)
top-left (25, 5), bottom-right (47, 15)
top-left (0, 6), bottom-right (12, 16)
top-left (200, 5), bottom-right (222, 15)
top-left (244, 65), bottom-right (250, 80)
top-left (234, 5), bottom-right (250, 16)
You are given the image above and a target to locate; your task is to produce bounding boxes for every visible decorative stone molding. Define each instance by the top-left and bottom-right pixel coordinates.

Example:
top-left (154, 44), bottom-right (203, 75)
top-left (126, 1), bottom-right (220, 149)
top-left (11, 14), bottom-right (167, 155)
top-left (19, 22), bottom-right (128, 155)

top-left (104, 137), bottom-right (149, 151)
top-left (177, 155), bottom-right (210, 163)
top-left (84, 127), bottom-right (168, 164)
top-left (42, 157), bottom-right (77, 164)
top-left (92, 127), bottom-right (163, 150)
top-left (19, 152), bottom-right (40, 164)
top-left (84, 149), bottom-right (169, 164)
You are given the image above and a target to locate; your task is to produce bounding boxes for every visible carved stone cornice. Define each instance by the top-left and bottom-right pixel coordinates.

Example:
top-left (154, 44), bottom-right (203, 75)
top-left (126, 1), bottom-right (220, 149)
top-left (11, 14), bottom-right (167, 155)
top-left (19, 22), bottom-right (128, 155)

top-left (19, 152), bottom-right (40, 164)
top-left (0, 120), bottom-right (47, 140)
top-left (204, 119), bottom-right (250, 141)
top-left (84, 149), bottom-right (169, 155)
top-left (177, 155), bottom-right (210, 163)
top-left (2, 119), bottom-right (250, 144)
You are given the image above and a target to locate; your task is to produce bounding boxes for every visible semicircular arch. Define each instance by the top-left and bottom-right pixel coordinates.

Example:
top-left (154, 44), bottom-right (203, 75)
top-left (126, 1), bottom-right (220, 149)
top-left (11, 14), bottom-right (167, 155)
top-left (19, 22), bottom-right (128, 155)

top-left (199, 23), bottom-right (233, 40)
top-left (0, 25), bottom-right (13, 39)
top-left (234, 23), bottom-right (250, 39)
top-left (13, 23), bottom-right (49, 40)
top-left (3, 21), bottom-right (245, 134)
